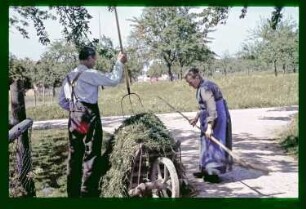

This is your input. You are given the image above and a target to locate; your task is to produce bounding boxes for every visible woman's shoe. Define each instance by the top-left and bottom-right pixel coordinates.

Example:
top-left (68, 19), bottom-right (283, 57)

top-left (193, 171), bottom-right (205, 178)
top-left (203, 174), bottom-right (221, 183)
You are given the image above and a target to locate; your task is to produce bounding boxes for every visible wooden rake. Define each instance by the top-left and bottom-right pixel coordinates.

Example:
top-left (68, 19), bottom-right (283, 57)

top-left (157, 96), bottom-right (270, 174)
top-left (112, 7), bottom-right (144, 116)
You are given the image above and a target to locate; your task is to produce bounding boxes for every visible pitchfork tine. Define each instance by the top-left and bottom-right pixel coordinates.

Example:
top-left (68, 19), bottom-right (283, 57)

top-left (121, 93), bottom-right (144, 116)
top-left (114, 7), bottom-right (144, 117)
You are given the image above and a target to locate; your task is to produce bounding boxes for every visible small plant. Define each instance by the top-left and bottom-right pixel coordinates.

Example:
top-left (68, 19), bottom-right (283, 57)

top-left (279, 114), bottom-right (298, 157)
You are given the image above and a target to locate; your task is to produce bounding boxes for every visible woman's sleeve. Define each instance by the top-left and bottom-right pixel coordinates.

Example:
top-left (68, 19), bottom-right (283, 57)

top-left (200, 88), bottom-right (217, 124)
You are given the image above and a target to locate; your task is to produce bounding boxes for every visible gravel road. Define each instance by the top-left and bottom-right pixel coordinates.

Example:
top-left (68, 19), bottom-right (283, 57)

top-left (32, 106), bottom-right (298, 198)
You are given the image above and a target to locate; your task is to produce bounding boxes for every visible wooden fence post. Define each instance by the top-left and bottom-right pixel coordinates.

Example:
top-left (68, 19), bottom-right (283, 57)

top-left (10, 79), bottom-right (36, 197)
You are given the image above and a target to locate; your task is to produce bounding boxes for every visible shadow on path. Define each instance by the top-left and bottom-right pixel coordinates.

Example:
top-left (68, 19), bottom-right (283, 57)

top-left (167, 124), bottom-right (298, 197)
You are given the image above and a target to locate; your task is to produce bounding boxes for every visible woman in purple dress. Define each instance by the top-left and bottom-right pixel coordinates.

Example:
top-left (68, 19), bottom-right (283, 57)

top-left (185, 67), bottom-right (233, 183)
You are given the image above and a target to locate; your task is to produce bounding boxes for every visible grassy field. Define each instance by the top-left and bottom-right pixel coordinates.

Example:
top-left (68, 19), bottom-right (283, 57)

top-left (24, 73), bottom-right (298, 121)
top-left (9, 73), bottom-right (299, 197)
top-left (9, 129), bottom-right (113, 197)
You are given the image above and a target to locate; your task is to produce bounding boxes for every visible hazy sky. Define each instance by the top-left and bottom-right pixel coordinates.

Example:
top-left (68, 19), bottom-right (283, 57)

top-left (9, 6), bottom-right (299, 61)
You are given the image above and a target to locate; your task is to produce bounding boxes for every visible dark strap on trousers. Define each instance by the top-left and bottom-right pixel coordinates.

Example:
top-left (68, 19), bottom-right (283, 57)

top-left (66, 71), bottom-right (84, 104)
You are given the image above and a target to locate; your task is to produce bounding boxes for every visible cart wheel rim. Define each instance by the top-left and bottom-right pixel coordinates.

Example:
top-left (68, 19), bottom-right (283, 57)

top-left (151, 157), bottom-right (180, 198)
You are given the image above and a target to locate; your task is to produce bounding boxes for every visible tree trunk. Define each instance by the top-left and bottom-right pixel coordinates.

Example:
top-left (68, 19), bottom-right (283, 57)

top-left (129, 74), bottom-right (133, 85)
top-left (52, 83), bottom-right (56, 98)
top-left (282, 63), bottom-right (286, 74)
top-left (33, 84), bottom-right (37, 107)
top-left (273, 60), bottom-right (278, 77)
top-left (167, 64), bottom-right (174, 81)
top-left (34, 90), bottom-right (37, 107)
top-left (10, 79), bottom-right (36, 197)
top-left (210, 66), bottom-right (214, 77)
top-left (43, 85), bottom-right (45, 105)
top-left (180, 66), bottom-right (183, 80)
top-left (292, 61), bottom-right (296, 73)
top-left (10, 80), bottom-right (26, 125)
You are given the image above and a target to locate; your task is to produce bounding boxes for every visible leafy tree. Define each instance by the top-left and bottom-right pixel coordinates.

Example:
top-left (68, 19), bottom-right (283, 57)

top-left (37, 58), bottom-right (67, 102)
top-left (147, 61), bottom-right (167, 78)
top-left (9, 6), bottom-right (96, 113)
top-left (9, 8), bottom-right (96, 192)
top-left (129, 7), bottom-right (222, 81)
top-left (39, 40), bottom-right (79, 90)
top-left (10, 6), bottom-right (94, 48)
top-left (129, 7), bottom-right (179, 81)
top-left (236, 14), bottom-right (298, 76)
top-left (175, 8), bottom-right (217, 79)
top-left (218, 51), bottom-right (232, 76)
top-left (236, 42), bottom-right (260, 74)
top-left (126, 28), bottom-right (153, 82)
top-left (9, 55), bottom-right (33, 87)
top-left (94, 35), bottom-right (117, 73)
top-left (252, 18), bottom-right (298, 76)
top-left (128, 6), bottom-right (284, 81)
top-left (124, 46), bottom-right (144, 83)
top-left (42, 40), bottom-right (78, 68)
top-left (197, 6), bottom-right (284, 30)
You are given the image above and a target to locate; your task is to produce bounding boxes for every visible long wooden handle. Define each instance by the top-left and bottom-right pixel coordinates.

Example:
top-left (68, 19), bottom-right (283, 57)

top-left (157, 96), bottom-right (270, 174)
top-left (114, 7), bottom-right (123, 53)
top-left (209, 136), bottom-right (270, 174)
top-left (114, 7), bottom-right (130, 94)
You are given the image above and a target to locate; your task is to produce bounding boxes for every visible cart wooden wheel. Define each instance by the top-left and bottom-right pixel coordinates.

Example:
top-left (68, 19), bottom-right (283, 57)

top-left (150, 157), bottom-right (180, 198)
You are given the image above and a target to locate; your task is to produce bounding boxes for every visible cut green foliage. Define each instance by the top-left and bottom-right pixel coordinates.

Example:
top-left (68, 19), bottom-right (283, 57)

top-left (100, 112), bottom-right (186, 197)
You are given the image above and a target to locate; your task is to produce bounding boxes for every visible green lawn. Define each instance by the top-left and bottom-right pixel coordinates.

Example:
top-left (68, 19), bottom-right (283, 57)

top-left (25, 73), bottom-right (298, 121)
top-left (9, 129), bottom-right (113, 197)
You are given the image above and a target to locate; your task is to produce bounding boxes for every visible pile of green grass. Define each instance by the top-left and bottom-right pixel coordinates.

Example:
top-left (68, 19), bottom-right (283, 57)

top-left (100, 112), bottom-right (183, 197)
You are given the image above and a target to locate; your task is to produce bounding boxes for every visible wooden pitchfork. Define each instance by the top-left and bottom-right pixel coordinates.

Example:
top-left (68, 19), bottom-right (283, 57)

top-left (157, 96), bottom-right (270, 174)
top-left (112, 7), bottom-right (144, 116)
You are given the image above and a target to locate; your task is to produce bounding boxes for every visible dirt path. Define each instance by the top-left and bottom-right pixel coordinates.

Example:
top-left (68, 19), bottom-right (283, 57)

top-left (158, 106), bottom-right (298, 198)
top-left (33, 106), bottom-right (298, 198)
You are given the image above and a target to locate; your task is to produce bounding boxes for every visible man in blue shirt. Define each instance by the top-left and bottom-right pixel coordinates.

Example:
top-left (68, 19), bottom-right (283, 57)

top-left (58, 46), bottom-right (127, 197)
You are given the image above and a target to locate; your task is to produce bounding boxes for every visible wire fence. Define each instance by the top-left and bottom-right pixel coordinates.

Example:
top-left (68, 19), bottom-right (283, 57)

top-left (24, 88), bottom-right (60, 108)
top-left (9, 119), bottom-right (36, 197)
top-left (9, 88), bottom-right (60, 112)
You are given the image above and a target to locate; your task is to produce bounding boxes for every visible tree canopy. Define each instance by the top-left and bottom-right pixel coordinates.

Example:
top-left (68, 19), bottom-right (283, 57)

top-left (237, 17), bottom-right (298, 75)
top-left (10, 6), bottom-right (94, 48)
top-left (129, 7), bottom-right (223, 80)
